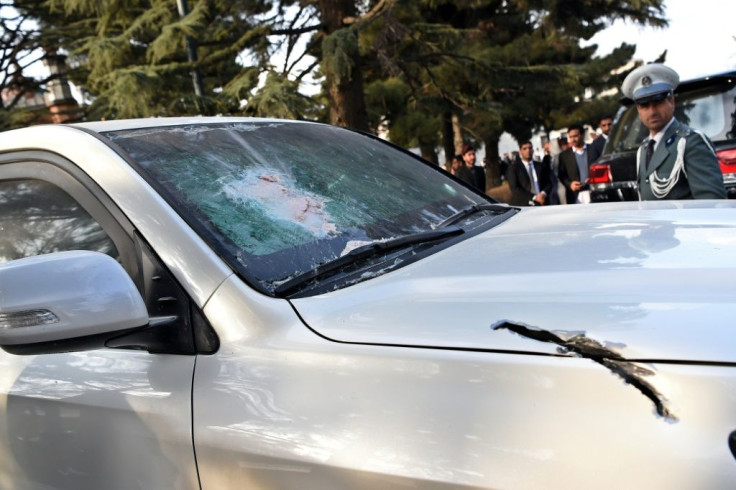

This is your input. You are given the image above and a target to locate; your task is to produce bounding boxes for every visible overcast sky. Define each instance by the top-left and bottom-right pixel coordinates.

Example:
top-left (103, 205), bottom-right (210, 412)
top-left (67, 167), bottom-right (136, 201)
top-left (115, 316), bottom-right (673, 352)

top-left (583, 0), bottom-right (736, 80)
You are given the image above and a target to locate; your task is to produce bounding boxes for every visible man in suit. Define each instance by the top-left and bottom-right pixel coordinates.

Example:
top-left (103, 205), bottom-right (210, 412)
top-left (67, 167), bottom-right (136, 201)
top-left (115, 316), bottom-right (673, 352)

top-left (621, 63), bottom-right (725, 200)
top-left (588, 113), bottom-right (613, 163)
top-left (558, 123), bottom-right (595, 204)
top-left (508, 140), bottom-right (551, 206)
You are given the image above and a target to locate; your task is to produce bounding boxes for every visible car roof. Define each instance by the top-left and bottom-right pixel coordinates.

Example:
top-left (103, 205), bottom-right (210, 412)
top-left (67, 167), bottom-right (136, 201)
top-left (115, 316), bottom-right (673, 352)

top-left (70, 116), bottom-right (310, 133)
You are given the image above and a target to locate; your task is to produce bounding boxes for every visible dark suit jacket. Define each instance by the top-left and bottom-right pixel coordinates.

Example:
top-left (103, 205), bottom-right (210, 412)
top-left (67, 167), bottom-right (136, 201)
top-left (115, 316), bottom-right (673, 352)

top-left (637, 119), bottom-right (726, 200)
top-left (558, 146), bottom-right (596, 204)
top-left (588, 135), bottom-right (607, 163)
top-left (507, 158), bottom-right (552, 206)
top-left (456, 165), bottom-right (487, 193)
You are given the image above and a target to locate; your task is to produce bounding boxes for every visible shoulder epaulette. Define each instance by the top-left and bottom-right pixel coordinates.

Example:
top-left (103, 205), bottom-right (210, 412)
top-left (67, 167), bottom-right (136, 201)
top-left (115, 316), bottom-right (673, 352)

top-left (674, 127), bottom-right (692, 137)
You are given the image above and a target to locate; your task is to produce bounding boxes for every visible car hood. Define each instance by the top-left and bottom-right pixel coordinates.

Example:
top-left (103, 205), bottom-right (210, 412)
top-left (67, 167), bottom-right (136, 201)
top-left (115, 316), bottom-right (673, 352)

top-left (291, 200), bottom-right (736, 363)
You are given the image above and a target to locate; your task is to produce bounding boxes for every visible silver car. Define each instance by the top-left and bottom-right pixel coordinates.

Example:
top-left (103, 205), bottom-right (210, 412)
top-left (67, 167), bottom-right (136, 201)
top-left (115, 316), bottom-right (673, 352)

top-left (1, 118), bottom-right (735, 489)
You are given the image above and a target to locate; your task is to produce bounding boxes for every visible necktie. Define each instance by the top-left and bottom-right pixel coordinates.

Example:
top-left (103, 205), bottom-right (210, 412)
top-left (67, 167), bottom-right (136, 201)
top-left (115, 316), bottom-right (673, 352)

top-left (527, 163), bottom-right (539, 194)
top-left (645, 139), bottom-right (656, 170)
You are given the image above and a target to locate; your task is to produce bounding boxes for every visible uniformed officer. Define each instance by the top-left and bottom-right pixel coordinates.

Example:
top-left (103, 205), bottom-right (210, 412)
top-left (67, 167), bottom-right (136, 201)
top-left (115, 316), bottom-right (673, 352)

top-left (621, 63), bottom-right (726, 200)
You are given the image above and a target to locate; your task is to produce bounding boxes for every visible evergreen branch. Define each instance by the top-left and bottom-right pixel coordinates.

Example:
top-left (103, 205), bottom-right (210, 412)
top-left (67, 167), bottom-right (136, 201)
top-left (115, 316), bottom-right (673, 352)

top-left (282, 5), bottom-right (310, 73)
top-left (119, 3), bottom-right (175, 60)
top-left (419, 65), bottom-right (468, 111)
top-left (294, 58), bottom-right (320, 82)
top-left (148, 23), bottom-right (196, 63)
top-left (403, 51), bottom-right (480, 65)
top-left (285, 30), bottom-right (323, 76)
top-left (100, 24), bottom-right (265, 82)
top-left (270, 24), bottom-right (322, 36)
top-left (285, 46), bottom-right (315, 77)
top-left (198, 26), bottom-right (271, 68)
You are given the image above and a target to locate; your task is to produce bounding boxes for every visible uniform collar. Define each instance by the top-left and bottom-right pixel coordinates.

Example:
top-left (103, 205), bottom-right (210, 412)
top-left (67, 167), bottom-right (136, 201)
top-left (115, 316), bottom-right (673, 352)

top-left (649, 117), bottom-right (676, 149)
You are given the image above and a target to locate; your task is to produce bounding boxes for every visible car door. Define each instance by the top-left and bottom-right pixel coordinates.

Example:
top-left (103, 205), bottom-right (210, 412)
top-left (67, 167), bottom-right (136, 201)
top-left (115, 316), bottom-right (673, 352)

top-left (0, 154), bottom-right (200, 489)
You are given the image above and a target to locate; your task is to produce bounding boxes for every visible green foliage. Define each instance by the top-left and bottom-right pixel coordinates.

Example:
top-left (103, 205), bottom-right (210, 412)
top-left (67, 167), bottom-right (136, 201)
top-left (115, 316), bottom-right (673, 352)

top-left (146, 3), bottom-right (196, 64)
top-left (322, 27), bottom-right (360, 86)
top-left (222, 66), bottom-right (262, 101)
top-left (390, 110), bottom-right (442, 151)
top-left (365, 76), bottom-right (441, 148)
top-left (0, 108), bottom-right (37, 131)
top-left (10, 0), bottom-right (299, 120)
top-left (364, 77), bottom-right (410, 126)
top-left (94, 67), bottom-right (164, 118)
top-left (242, 71), bottom-right (315, 119)
top-left (352, 0), bottom-right (668, 150)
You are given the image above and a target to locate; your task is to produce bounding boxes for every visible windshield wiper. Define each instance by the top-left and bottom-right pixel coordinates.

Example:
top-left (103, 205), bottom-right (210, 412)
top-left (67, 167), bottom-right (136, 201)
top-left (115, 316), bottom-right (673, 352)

top-left (435, 203), bottom-right (512, 229)
top-left (274, 226), bottom-right (464, 296)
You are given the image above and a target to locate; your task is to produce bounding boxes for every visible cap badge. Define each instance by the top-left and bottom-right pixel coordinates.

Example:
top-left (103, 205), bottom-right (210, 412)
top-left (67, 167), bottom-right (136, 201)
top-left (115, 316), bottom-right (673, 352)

top-left (642, 75), bottom-right (652, 87)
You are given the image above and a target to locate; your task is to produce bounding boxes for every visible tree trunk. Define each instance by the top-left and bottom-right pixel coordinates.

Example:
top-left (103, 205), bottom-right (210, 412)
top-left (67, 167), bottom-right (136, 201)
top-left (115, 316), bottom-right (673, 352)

top-left (319, 0), bottom-right (368, 131)
top-left (452, 112), bottom-right (464, 153)
top-left (484, 133), bottom-right (503, 188)
top-left (419, 142), bottom-right (438, 165)
top-left (441, 110), bottom-right (454, 169)
top-left (325, 68), bottom-right (368, 130)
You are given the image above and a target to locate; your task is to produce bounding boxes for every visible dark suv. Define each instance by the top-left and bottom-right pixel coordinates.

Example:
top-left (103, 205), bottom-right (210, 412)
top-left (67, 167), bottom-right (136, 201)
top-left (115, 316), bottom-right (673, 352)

top-left (589, 70), bottom-right (736, 201)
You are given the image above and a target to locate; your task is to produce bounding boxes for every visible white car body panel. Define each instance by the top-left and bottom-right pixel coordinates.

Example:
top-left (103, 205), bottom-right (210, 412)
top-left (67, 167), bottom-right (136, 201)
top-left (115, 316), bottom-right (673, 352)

top-left (0, 351), bottom-right (199, 489)
top-left (195, 277), bottom-right (736, 489)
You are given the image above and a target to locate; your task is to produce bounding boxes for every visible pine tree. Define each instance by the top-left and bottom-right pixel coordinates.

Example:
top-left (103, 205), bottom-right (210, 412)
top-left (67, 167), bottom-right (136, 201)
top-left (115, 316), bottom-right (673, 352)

top-left (357, 0), bottom-right (667, 177)
top-left (11, 0), bottom-right (288, 119)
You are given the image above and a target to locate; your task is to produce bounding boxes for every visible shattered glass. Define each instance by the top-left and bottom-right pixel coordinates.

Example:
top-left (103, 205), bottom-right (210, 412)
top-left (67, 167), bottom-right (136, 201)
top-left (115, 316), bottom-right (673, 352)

top-left (105, 122), bottom-right (490, 294)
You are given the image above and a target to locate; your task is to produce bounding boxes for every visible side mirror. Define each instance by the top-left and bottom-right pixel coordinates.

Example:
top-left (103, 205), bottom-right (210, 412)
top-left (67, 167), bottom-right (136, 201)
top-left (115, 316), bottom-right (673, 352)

top-left (0, 251), bottom-right (148, 354)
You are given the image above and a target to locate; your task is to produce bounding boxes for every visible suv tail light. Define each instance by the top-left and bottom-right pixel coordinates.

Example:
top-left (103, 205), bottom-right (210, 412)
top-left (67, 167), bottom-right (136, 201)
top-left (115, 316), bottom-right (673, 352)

top-left (717, 149), bottom-right (736, 169)
top-left (588, 163), bottom-right (612, 184)
top-left (718, 149), bottom-right (736, 185)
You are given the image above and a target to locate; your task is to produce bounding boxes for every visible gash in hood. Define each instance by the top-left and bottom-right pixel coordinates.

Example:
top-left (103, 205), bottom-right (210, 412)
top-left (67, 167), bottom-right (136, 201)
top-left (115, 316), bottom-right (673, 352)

top-left (291, 200), bottom-right (736, 364)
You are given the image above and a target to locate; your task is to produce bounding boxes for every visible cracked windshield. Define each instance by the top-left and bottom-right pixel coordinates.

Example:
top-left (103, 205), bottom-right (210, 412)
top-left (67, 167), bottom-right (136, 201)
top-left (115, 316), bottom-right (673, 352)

top-left (106, 122), bottom-right (490, 293)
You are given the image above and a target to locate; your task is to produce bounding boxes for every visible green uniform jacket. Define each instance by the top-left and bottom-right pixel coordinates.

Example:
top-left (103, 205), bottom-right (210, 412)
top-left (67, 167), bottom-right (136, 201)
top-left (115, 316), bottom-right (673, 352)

top-left (637, 119), bottom-right (726, 200)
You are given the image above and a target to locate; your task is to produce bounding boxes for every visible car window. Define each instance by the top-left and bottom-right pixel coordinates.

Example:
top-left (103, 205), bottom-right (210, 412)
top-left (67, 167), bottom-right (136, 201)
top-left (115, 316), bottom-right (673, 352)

top-left (608, 80), bottom-right (736, 153)
top-left (0, 179), bottom-right (118, 263)
top-left (675, 86), bottom-right (736, 142)
top-left (104, 122), bottom-right (492, 293)
top-left (608, 106), bottom-right (649, 153)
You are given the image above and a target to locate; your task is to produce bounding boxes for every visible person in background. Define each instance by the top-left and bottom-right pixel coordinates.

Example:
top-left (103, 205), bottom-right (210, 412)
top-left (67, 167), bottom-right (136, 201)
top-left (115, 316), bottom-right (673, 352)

top-left (446, 154), bottom-right (463, 176)
top-left (589, 113), bottom-right (614, 162)
top-left (541, 140), bottom-right (560, 205)
top-left (500, 153), bottom-right (511, 180)
top-left (558, 124), bottom-right (595, 204)
top-left (507, 140), bottom-right (551, 206)
top-left (550, 135), bottom-right (568, 204)
top-left (621, 63), bottom-right (725, 200)
top-left (455, 143), bottom-right (486, 193)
